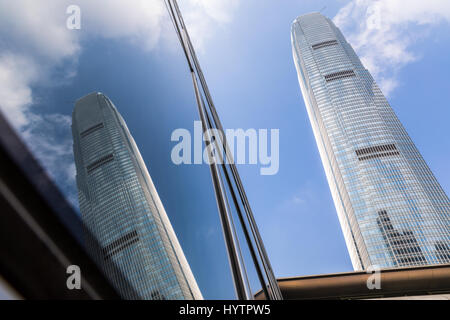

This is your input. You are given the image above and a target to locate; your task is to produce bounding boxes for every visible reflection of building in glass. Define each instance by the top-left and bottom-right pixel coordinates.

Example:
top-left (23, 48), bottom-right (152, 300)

top-left (435, 241), bottom-right (450, 262)
top-left (292, 13), bottom-right (450, 270)
top-left (377, 210), bottom-right (426, 267)
top-left (72, 92), bottom-right (202, 300)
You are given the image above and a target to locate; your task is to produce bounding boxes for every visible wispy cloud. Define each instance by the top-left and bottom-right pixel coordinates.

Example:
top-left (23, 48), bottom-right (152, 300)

top-left (277, 184), bottom-right (318, 214)
top-left (334, 0), bottom-right (450, 96)
top-left (0, 0), bottom-right (239, 207)
top-left (0, 54), bottom-right (38, 128)
top-left (21, 113), bottom-right (76, 194)
top-left (0, 0), bottom-right (80, 208)
top-left (181, 0), bottom-right (240, 51)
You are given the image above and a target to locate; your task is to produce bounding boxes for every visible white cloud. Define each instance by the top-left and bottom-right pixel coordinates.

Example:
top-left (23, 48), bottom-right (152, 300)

top-left (181, 0), bottom-right (240, 51)
top-left (0, 0), bottom-right (240, 128)
top-left (78, 0), bottom-right (168, 50)
top-left (0, 0), bottom-right (81, 209)
top-left (0, 1), bottom-right (79, 62)
top-left (0, 54), bottom-right (37, 128)
top-left (21, 113), bottom-right (75, 182)
top-left (188, 0), bottom-right (239, 23)
top-left (334, 0), bottom-right (450, 96)
top-left (280, 187), bottom-right (314, 210)
top-left (0, 0), bottom-right (239, 207)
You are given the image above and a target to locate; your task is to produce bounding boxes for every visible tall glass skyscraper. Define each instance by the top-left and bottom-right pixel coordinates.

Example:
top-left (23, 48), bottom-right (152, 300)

top-left (291, 13), bottom-right (450, 270)
top-left (72, 92), bottom-right (202, 299)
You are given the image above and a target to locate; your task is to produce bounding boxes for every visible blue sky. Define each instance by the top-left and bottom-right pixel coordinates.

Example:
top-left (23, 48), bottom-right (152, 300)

top-left (1, 0), bottom-right (450, 299)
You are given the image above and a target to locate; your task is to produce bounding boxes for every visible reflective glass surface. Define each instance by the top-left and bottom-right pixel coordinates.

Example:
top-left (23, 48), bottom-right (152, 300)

top-left (72, 92), bottom-right (202, 299)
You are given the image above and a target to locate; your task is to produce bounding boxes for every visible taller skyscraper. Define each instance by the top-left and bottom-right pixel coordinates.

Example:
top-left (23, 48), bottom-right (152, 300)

top-left (291, 13), bottom-right (450, 270)
top-left (72, 92), bottom-right (202, 299)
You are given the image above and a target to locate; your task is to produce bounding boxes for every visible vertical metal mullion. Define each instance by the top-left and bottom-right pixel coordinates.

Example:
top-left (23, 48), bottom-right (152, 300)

top-left (203, 102), bottom-right (256, 300)
top-left (171, 0), bottom-right (281, 299)
top-left (190, 72), bottom-right (250, 300)
top-left (167, 0), bottom-right (283, 300)
top-left (166, 0), bottom-right (249, 299)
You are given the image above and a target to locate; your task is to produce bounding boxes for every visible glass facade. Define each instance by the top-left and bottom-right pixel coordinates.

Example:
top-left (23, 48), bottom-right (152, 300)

top-left (72, 92), bottom-right (202, 299)
top-left (292, 13), bottom-right (450, 270)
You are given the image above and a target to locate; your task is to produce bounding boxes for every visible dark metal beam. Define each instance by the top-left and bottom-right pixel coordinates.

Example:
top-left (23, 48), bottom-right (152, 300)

top-left (255, 264), bottom-right (450, 300)
top-left (0, 111), bottom-right (126, 299)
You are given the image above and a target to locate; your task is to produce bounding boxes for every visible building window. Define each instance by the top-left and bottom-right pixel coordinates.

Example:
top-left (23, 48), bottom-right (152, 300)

top-left (80, 123), bottom-right (104, 138)
top-left (87, 153), bottom-right (114, 173)
top-left (102, 230), bottom-right (140, 260)
top-left (355, 144), bottom-right (400, 161)
top-left (324, 70), bottom-right (355, 82)
top-left (312, 39), bottom-right (338, 50)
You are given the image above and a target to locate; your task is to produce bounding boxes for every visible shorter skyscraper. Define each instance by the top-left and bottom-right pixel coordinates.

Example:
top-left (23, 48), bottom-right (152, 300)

top-left (72, 92), bottom-right (202, 300)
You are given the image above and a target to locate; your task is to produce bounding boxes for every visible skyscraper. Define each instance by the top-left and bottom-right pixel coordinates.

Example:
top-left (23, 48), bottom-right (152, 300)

top-left (291, 13), bottom-right (450, 270)
top-left (72, 92), bottom-right (202, 299)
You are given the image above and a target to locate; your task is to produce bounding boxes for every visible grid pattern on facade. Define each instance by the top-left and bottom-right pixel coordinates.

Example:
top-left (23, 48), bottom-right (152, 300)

top-left (357, 151), bottom-right (400, 161)
top-left (86, 153), bottom-right (114, 173)
top-left (355, 144), bottom-right (400, 161)
top-left (292, 13), bottom-right (450, 271)
top-left (151, 290), bottom-right (166, 300)
top-left (312, 39), bottom-right (338, 50)
top-left (80, 122), bottom-right (104, 138)
top-left (377, 210), bottom-right (427, 267)
top-left (356, 144), bottom-right (397, 156)
top-left (324, 69), bottom-right (356, 82)
top-left (102, 230), bottom-right (140, 260)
